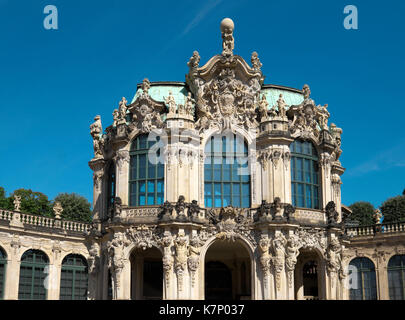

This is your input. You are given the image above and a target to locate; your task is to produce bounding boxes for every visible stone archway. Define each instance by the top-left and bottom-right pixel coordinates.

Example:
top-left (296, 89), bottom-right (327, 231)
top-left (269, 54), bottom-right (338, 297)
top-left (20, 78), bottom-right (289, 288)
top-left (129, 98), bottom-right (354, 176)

top-left (294, 249), bottom-right (325, 300)
top-left (130, 247), bottom-right (163, 300)
top-left (204, 240), bottom-right (252, 300)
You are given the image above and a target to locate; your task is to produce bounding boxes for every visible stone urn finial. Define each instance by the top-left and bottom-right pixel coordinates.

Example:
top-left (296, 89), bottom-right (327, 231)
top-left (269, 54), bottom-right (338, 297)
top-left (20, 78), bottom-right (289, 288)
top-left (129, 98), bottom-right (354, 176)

top-left (53, 201), bottom-right (63, 219)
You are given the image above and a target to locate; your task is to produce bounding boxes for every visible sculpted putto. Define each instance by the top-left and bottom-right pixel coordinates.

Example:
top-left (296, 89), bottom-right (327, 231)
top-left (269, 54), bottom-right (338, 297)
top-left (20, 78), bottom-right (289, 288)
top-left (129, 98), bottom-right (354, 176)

top-left (90, 115), bottom-right (104, 158)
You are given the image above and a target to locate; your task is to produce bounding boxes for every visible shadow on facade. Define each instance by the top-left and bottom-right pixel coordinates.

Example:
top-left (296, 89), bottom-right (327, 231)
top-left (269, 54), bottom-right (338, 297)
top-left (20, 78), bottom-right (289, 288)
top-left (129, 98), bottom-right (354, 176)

top-left (204, 240), bottom-right (251, 300)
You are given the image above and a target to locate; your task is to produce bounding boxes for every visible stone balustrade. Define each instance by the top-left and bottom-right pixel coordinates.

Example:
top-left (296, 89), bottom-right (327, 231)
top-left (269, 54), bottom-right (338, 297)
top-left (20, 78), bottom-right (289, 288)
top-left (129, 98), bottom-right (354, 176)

top-left (0, 208), bottom-right (91, 233)
top-left (346, 221), bottom-right (405, 237)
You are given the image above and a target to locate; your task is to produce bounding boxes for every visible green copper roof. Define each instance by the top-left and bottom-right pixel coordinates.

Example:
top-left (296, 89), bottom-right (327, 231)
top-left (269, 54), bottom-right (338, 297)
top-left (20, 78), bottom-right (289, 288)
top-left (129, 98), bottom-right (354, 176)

top-left (261, 85), bottom-right (304, 108)
top-left (131, 82), bottom-right (188, 106)
top-left (131, 82), bottom-right (304, 110)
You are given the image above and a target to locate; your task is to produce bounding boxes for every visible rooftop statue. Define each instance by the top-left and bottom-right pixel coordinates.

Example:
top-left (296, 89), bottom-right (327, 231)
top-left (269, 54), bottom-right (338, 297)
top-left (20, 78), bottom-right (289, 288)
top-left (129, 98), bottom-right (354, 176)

top-left (90, 115), bottom-right (104, 159)
top-left (220, 18), bottom-right (234, 56)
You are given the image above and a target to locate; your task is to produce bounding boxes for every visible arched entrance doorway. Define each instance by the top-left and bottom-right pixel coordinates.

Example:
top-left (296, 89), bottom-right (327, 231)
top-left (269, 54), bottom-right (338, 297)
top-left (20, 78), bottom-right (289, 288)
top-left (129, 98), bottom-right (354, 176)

top-left (130, 247), bottom-right (163, 300)
top-left (294, 250), bottom-right (323, 300)
top-left (204, 240), bottom-right (251, 300)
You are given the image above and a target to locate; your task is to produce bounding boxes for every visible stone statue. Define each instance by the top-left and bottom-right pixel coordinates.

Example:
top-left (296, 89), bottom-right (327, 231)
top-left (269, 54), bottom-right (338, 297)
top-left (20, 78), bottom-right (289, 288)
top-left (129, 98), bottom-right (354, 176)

top-left (113, 197), bottom-right (122, 219)
top-left (317, 104), bottom-right (330, 130)
top-left (118, 97), bottom-right (127, 124)
top-left (258, 94), bottom-right (269, 121)
top-left (53, 201), bottom-right (63, 219)
top-left (374, 209), bottom-right (382, 224)
top-left (258, 235), bottom-right (271, 274)
top-left (251, 51), bottom-right (262, 70)
top-left (303, 84), bottom-right (311, 100)
top-left (13, 195), bottom-right (21, 211)
top-left (165, 91), bottom-right (177, 115)
top-left (112, 109), bottom-right (119, 127)
top-left (90, 115), bottom-right (104, 158)
top-left (187, 51), bottom-right (200, 72)
top-left (285, 236), bottom-right (300, 287)
top-left (141, 78), bottom-right (151, 95)
top-left (272, 233), bottom-right (287, 289)
top-left (257, 200), bottom-right (272, 221)
top-left (187, 236), bottom-right (201, 285)
top-left (188, 200), bottom-right (200, 219)
top-left (220, 18), bottom-right (234, 56)
top-left (175, 195), bottom-right (187, 220)
top-left (277, 94), bottom-right (287, 118)
top-left (174, 233), bottom-right (188, 290)
top-left (161, 233), bottom-right (173, 287)
top-left (185, 92), bottom-right (195, 117)
top-left (325, 201), bottom-right (339, 225)
top-left (327, 238), bottom-right (342, 274)
top-left (272, 197), bottom-right (283, 220)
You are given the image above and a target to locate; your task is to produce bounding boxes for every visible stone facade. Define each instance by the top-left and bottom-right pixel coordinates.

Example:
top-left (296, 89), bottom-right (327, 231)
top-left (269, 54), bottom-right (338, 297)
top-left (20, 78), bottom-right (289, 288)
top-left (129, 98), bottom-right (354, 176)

top-left (0, 18), bottom-right (404, 300)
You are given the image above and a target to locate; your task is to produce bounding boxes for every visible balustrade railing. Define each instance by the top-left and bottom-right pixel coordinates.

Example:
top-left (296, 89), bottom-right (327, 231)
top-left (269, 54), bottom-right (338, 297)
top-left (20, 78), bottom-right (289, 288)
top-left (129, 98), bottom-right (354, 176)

top-left (346, 221), bottom-right (405, 237)
top-left (0, 208), bottom-right (91, 233)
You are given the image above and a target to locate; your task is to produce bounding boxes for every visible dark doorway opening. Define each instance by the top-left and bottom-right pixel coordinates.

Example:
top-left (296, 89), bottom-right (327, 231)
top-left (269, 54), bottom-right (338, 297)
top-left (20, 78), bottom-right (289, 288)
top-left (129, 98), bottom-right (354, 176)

top-left (303, 260), bottom-right (318, 299)
top-left (205, 261), bottom-right (232, 300)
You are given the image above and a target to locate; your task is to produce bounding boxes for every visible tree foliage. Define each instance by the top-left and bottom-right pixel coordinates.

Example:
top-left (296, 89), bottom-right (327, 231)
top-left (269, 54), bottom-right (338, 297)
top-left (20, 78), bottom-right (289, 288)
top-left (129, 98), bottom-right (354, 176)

top-left (380, 195), bottom-right (405, 223)
top-left (54, 193), bottom-right (92, 223)
top-left (11, 188), bottom-right (53, 217)
top-left (349, 201), bottom-right (375, 226)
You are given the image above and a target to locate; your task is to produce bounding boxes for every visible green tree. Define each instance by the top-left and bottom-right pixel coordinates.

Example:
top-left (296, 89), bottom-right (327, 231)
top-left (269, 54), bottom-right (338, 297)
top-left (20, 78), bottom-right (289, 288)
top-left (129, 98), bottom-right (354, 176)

top-left (380, 194), bottom-right (405, 223)
top-left (349, 201), bottom-right (375, 226)
top-left (10, 188), bottom-right (53, 216)
top-left (0, 187), bottom-right (12, 210)
top-left (54, 193), bottom-right (92, 223)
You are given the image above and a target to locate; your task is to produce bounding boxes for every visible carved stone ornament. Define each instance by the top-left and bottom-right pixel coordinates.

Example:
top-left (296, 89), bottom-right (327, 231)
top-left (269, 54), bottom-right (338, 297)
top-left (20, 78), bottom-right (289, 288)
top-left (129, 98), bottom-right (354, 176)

top-left (206, 206), bottom-right (256, 245)
top-left (127, 78), bottom-right (165, 133)
top-left (295, 228), bottom-right (327, 253)
top-left (325, 201), bottom-right (339, 226)
top-left (272, 233), bottom-right (287, 290)
top-left (159, 232), bottom-right (173, 288)
top-left (174, 232), bottom-right (188, 292)
top-left (53, 201), bottom-right (63, 219)
top-left (186, 18), bottom-right (264, 133)
top-left (326, 238), bottom-right (343, 287)
top-left (285, 235), bottom-right (300, 288)
top-left (187, 236), bottom-right (202, 287)
top-left (126, 225), bottom-right (157, 251)
top-left (13, 195), bottom-right (21, 211)
top-left (114, 150), bottom-right (130, 175)
top-left (258, 235), bottom-right (271, 288)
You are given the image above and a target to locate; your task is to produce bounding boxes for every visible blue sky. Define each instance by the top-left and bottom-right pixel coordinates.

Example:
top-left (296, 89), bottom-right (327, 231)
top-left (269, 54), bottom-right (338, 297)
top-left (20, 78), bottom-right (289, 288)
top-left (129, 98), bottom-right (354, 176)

top-left (0, 0), bottom-right (404, 209)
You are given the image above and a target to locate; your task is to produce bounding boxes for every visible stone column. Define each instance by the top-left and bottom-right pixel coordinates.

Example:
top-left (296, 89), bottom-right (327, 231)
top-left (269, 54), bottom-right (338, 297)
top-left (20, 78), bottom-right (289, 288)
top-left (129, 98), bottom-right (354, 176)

top-left (113, 258), bottom-right (131, 300)
top-left (3, 251), bottom-right (20, 300)
top-left (89, 158), bottom-right (106, 221)
top-left (114, 150), bottom-right (130, 206)
top-left (320, 152), bottom-right (332, 209)
top-left (376, 253), bottom-right (390, 300)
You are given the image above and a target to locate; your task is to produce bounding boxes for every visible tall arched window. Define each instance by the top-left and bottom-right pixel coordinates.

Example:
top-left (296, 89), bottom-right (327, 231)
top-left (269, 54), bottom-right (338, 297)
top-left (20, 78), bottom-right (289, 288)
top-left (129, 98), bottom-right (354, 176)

top-left (0, 247), bottom-right (7, 300)
top-left (290, 140), bottom-right (320, 209)
top-left (349, 257), bottom-right (377, 300)
top-left (18, 250), bottom-right (49, 300)
top-left (129, 134), bottom-right (164, 206)
top-left (388, 255), bottom-right (405, 300)
top-left (60, 254), bottom-right (88, 300)
top-left (204, 134), bottom-right (250, 208)
top-left (107, 161), bottom-right (116, 214)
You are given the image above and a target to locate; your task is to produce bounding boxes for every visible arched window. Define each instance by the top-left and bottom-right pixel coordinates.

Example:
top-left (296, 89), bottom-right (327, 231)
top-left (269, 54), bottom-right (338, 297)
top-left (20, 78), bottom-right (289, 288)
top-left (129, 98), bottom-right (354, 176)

top-left (388, 255), bottom-right (405, 300)
top-left (290, 140), bottom-right (320, 209)
top-left (107, 161), bottom-right (116, 213)
top-left (129, 134), bottom-right (164, 206)
top-left (18, 250), bottom-right (49, 300)
top-left (60, 254), bottom-right (88, 300)
top-left (204, 134), bottom-right (250, 208)
top-left (349, 257), bottom-right (377, 300)
top-left (0, 247), bottom-right (7, 300)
